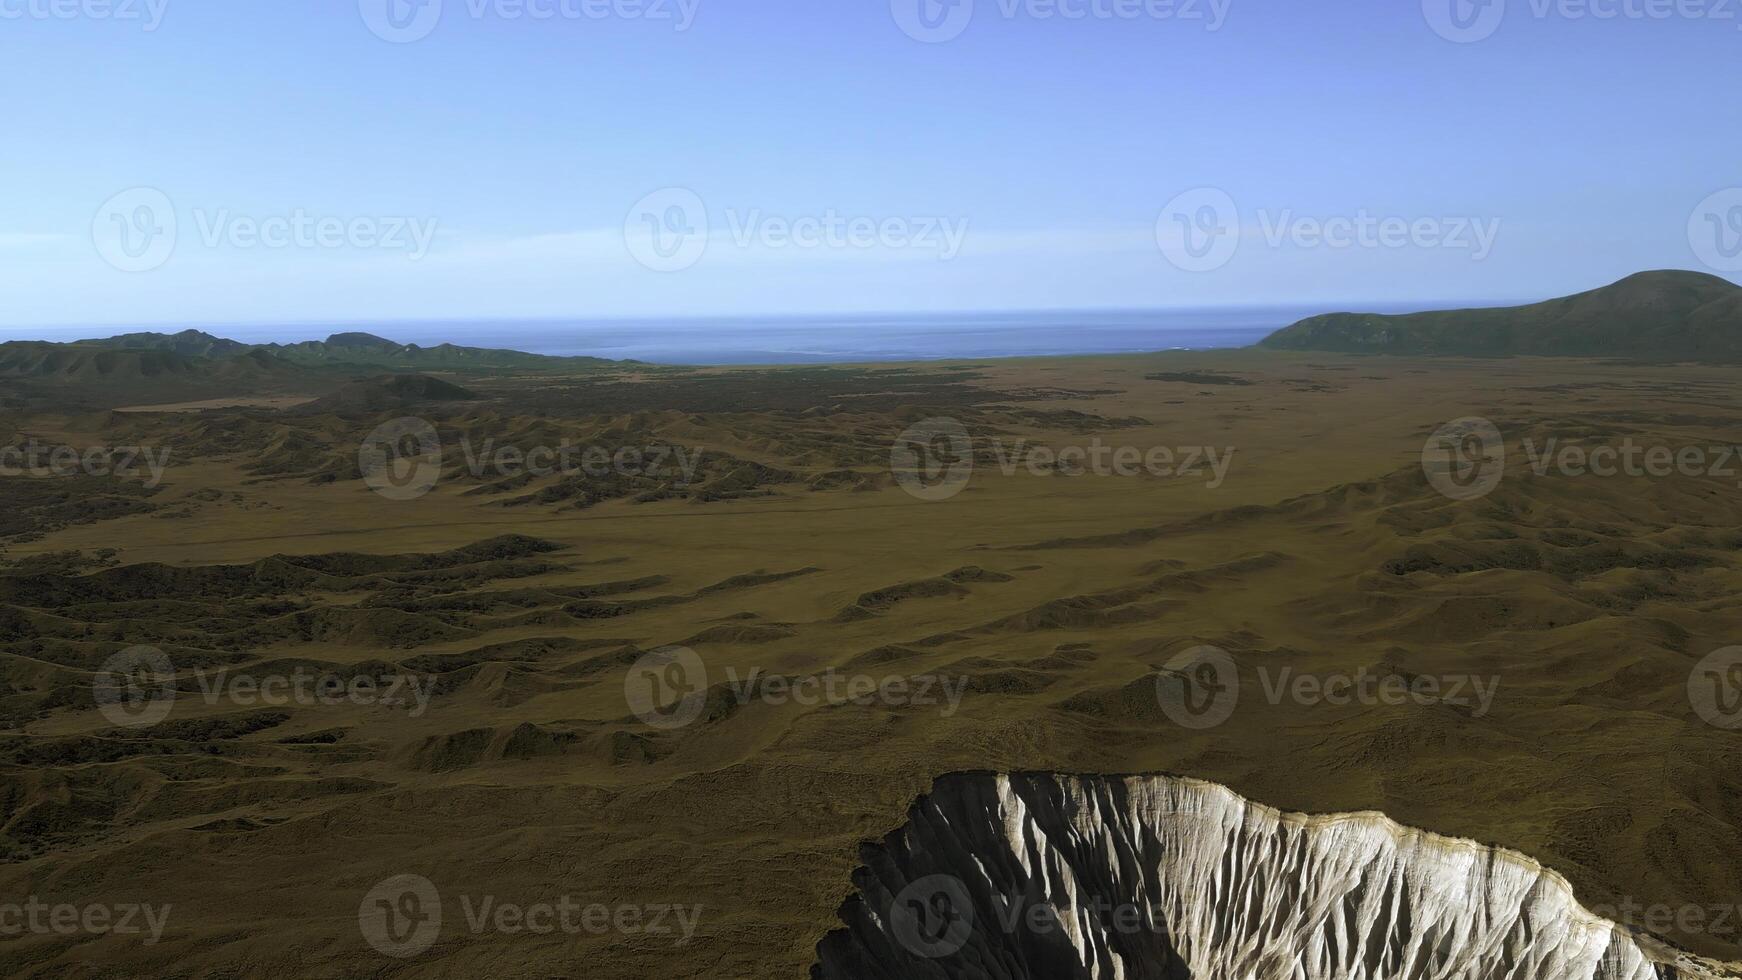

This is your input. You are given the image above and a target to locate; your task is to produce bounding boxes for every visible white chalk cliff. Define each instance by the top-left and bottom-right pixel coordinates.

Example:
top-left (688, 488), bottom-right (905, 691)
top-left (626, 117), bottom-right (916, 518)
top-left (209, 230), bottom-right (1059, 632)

top-left (812, 773), bottom-right (1738, 980)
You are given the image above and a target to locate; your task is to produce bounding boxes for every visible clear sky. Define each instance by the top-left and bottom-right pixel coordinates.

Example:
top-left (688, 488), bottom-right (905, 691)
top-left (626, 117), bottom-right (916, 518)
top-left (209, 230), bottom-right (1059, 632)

top-left (1, 0), bottom-right (1738, 331)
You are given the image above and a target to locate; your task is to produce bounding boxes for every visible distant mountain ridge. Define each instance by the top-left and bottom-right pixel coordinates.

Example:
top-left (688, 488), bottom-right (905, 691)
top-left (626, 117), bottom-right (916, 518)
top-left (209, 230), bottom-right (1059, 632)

top-left (1259, 271), bottom-right (1742, 359)
top-left (0, 341), bottom-right (299, 383)
top-left (0, 328), bottom-right (630, 410)
top-left (70, 328), bottom-right (627, 370)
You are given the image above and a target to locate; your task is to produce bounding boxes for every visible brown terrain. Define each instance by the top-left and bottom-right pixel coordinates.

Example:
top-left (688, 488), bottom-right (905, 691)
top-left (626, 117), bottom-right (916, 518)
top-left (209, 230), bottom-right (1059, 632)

top-left (0, 348), bottom-right (1739, 977)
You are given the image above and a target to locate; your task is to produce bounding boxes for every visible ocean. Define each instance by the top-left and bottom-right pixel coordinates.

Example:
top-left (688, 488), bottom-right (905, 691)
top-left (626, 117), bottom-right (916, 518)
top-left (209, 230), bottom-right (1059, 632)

top-left (17, 305), bottom-right (1404, 365)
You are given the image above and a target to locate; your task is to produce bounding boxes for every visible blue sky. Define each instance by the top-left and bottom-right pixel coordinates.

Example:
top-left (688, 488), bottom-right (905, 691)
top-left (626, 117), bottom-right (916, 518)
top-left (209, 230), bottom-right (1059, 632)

top-left (1, 0), bottom-right (1738, 331)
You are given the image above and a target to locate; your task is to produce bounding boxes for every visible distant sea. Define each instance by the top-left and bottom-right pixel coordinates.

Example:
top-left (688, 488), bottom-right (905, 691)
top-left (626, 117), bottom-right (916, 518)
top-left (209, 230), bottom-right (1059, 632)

top-left (17, 305), bottom-right (1440, 366)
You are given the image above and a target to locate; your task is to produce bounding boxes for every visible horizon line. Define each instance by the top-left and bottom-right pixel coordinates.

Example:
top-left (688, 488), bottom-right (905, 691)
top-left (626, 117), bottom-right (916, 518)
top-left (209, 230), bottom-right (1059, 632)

top-left (0, 295), bottom-right (1550, 339)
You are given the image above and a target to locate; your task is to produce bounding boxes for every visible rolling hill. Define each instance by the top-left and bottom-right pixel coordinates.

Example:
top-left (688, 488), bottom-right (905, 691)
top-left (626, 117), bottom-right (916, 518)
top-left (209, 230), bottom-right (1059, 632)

top-left (0, 330), bottom-right (631, 409)
top-left (1259, 270), bottom-right (1742, 359)
top-left (78, 329), bottom-right (629, 371)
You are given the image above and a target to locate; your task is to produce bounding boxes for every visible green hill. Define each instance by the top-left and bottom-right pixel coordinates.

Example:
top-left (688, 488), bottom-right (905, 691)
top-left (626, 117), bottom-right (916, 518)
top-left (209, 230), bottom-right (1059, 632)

top-left (1259, 271), bottom-right (1742, 359)
top-left (81, 330), bottom-right (629, 371)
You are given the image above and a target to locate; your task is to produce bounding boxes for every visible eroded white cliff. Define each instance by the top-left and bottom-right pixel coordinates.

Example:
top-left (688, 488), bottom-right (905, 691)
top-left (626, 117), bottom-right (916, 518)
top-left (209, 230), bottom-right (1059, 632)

top-left (813, 772), bottom-right (1737, 980)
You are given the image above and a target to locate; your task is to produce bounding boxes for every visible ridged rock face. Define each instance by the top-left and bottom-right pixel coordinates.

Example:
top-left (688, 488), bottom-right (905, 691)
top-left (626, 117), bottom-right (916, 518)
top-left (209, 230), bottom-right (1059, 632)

top-left (813, 773), bottom-right (1734, 980)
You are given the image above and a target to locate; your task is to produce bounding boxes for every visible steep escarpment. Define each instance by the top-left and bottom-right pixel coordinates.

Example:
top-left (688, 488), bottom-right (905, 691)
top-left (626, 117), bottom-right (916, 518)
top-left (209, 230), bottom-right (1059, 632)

top-left (813, 772), bottom-right (1736, 980)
